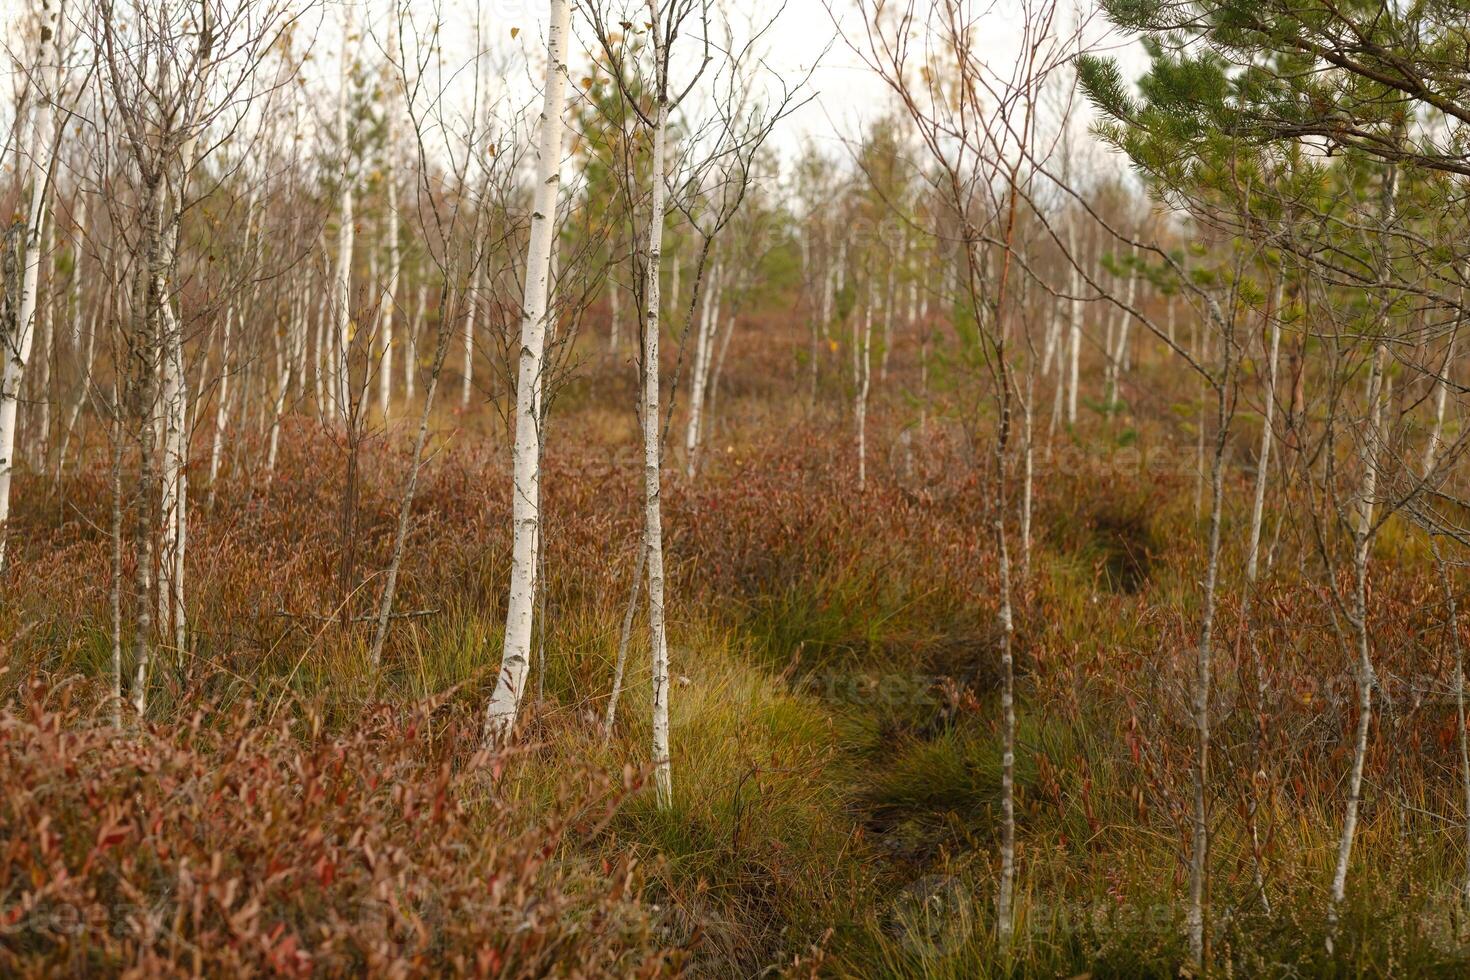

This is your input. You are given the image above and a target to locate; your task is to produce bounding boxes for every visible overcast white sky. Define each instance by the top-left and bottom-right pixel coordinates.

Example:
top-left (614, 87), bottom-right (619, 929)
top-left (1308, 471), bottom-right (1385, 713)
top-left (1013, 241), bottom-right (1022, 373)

top-left (0, 1), bottom-right (1144, 182)
top-left (352, 0), bottom-right (1145, 174)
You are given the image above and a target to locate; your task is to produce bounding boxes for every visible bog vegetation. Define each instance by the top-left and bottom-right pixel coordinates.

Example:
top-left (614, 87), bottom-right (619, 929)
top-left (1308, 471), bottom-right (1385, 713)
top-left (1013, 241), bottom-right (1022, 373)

top-left (3, 0), bottom-right (1470, 976)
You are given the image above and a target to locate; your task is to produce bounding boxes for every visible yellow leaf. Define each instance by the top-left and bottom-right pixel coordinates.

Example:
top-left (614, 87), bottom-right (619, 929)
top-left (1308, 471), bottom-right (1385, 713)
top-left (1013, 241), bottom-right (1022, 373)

top-left (510, 27), bottom-right (519, 39)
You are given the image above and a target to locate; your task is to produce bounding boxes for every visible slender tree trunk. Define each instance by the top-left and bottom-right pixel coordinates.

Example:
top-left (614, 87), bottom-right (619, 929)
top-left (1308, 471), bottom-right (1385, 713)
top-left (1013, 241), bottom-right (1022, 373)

top-left (370, 286), bottom-right (453, 669)
top-left (31, 219), bottom-right (54, 470)
top-left (643, 97), bottom-right (675, 808)
top-left (54, 208), bottom-right (93, 480)
top-left (1325, 342), bottom-right (1387, 952)
top-left (378, 124), bottom-right (400, 421)
top-left (312, 286), bottom-right (326, 415)
top-left (1065, 224), bottom-right (1082, 427)
top-left (1326, 145), bottom-right (1400, 952)
top-left (54, 308), bottom-right (97, 481)
top-left (1433, 543), bottom-right (1470, 918)
top-left (683, 259), bottom-right (720, 477)
top-left (855, 280), bottom-right (874, 490)
top-left (609, 277), bottom-right (622, 353)
top-left (603, 546), bottom-right (645, 743)
top-left (1195, 320), bottom-right (1206, 517)
top-left (996, 482), bottom-right (1017, 943)
top-left (879, 238), bottom-right (899, 381)
top-left (483, 0), bottom-right (570, 742)
top-left (461, 263), bottom-right (480, 410)
top-left (333, 19), bottom-right (356, 425)
top-left (130, 180), bottom-right (170, 718)
top-left (206, 305), bottom-right (234, 506)
top-left (109, 394), bottom-right (123, 727)
top-left (266, 291), bottom-right (297, 477)
top-left (705, 276), bottom-right (740, 431)
top-left (1105, 255), bottom-right (1137, 407)
top-left (158, 293), bottom-right (188, 655)
top-left (1189, 365), bottom-right (1230, 968)
top-left (1246, 280), bottom-right (1283, 582)
top-left (1020, 373), bottom-right (1034, 579)
top-left (1423, 299), bottom-right (1458, 476)
top-left (406, 284), bottom-right (424, 403)
top-left (0, 15), bottom-right (56, 568)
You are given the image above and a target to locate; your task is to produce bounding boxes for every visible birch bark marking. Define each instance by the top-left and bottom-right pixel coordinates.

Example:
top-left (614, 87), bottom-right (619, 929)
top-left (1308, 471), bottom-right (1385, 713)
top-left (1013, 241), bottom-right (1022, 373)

top-left (0, 0), bottom-right (60, 569)
top-left (645, 96), bottom-right (675, 808)
top-left (483, 0), bottom-right (571, 743)
top-left (158, 287), bottom-right (188, 654)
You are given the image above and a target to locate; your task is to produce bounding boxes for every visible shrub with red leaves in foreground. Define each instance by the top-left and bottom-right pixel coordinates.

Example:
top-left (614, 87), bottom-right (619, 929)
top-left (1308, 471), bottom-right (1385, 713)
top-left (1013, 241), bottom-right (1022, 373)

top-left (0, 682), bottom-right (677, 977)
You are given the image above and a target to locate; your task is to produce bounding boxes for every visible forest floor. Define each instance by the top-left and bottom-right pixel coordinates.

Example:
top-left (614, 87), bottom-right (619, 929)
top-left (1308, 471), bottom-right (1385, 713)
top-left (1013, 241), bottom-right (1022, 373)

top-left (5, 319), bottom-right (1470, 977)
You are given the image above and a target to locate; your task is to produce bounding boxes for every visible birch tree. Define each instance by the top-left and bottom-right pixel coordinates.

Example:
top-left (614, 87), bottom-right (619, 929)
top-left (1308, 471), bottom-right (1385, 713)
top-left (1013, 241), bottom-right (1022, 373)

top-left (0, 0), bottom-right (65, 570)
top-left (483, 0), bottom-right (572, 742)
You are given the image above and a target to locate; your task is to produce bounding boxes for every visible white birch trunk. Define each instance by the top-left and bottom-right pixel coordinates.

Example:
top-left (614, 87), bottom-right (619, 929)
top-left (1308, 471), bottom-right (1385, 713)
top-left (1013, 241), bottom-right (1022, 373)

top-left (1065, 224), bottom-right (1082, 427)
top-left (644, 99), bottom-right (674, 809)
top-left (311, 285), bottom-right (325, 414)
top-left (31, 219), bottom-right (54, 469)
top-left (609, 277), bottom-right (622, 353)
top-left (820, 231), bottom-right (835, 336)
top-left (378, 115), bottom-right (400, 421)
top-left (879, 238), bottom-right (900, 381)
top-left (158, 290), bottom-right (187, 655)
top-left (1424, 312), bottom-right (1457, 476)
top-left (483, 0), bottom-right (571, 742)
top-left (333, 18), bottom-right (356, 424)
top-left (706, 275), bottom-right (741, 428)
top-left (1246, 281), bottom-right (1283, 582)
top-left (1120, 265), bottom-right (1139, 372)
top-left (207, 305), bottom-right (234, 503)
top-left (267, 296), bottom-right (294, 477)
top-left (1020, 375), bottom-right (1034, 578)
top-left (376, 167), bottom-right (399, 417)
top-left (1106, 258), bottom-right (1138, 405)
top-left (0, 6), bottom-right (58, 568)
top-left (1041, 303), bottom-right (1061, 377)
top-left (109, 395), bottom-right (123, 726)
top-left (683, 259), bottom-right (720, 478)
top-left (461, 263), bottom-right (480, 409)
top-left (855, 280), bottom-right (874, 490)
